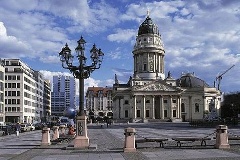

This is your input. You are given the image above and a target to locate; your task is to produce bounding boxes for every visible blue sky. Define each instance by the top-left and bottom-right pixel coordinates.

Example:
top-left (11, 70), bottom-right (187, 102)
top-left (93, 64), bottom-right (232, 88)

top-left (0, 0), bottom-right (240, 95)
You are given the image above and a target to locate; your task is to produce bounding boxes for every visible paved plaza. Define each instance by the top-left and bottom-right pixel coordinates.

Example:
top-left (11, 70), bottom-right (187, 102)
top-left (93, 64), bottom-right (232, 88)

top-left (0, 122), bottom-right (240, 159)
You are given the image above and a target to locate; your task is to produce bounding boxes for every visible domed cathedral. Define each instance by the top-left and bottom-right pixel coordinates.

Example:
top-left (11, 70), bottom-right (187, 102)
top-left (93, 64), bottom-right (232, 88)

top-left (112, 13), bottom-right (221, 122)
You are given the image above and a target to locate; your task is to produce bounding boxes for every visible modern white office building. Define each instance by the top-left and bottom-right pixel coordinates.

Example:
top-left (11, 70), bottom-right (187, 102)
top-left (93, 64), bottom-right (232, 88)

top-left (51, 75), bottom-right (76, 117)
top-left (3, 59), bottom-right (46, 123)
top-left (0, 60), bottom-right (5, 124)
top-left (43, 80), bottom-right (51, 122)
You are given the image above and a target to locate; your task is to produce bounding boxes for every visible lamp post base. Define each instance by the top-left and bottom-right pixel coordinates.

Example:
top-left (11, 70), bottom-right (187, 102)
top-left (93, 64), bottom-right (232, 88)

top-left (74, 115), bottom-right (89, 148)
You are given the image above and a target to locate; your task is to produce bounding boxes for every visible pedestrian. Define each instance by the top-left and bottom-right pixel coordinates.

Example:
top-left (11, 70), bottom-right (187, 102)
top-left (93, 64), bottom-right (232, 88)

top-left (15, 123), bottom-right (21, 137)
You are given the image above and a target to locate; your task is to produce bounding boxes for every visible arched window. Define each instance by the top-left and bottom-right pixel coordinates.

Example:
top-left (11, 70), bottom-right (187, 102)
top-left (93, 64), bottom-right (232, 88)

top-left (195, 103), bottom-right (200, 113)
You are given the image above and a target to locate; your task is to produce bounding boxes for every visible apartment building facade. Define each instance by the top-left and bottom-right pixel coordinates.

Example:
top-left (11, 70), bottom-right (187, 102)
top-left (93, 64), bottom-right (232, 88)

top-left (0, 60), bottom-right (5, 124)
top-left (86, 86), bottom-right (113, 119)
top-left (4, 59), bottom-right (48, 123)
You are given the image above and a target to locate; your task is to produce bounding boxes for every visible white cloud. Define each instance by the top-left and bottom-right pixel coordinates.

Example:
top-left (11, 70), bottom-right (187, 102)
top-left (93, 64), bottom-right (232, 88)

top-left (107, 29), bottom-right (136, 43)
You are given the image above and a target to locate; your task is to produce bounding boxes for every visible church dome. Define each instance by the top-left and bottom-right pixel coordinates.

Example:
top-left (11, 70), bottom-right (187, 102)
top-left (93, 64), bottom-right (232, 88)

top-left (177, 73), bottom-right (210, 88)
top-left (138, 16), bottom-right (159, 36)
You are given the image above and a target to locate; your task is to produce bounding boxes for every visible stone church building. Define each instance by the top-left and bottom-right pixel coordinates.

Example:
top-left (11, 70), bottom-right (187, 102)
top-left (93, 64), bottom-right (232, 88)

top-left (112, 14), bottom-right (221, 122)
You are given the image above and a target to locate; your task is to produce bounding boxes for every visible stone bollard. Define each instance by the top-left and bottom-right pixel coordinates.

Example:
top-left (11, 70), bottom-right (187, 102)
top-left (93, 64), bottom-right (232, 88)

top-left (52, 126), bottom-right (59, 140)
top-left (41, 127), bottom-right (51, 145)
top-left (59, 125), bottom-right (66, 136)
top-left (215, 125), bottom-right (230, 149)
top-left (124, 127), bottom-right (136, 152)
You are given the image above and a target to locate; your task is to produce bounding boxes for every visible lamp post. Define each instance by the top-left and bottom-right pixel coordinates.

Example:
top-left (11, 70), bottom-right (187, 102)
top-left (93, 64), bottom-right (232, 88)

top-left (59, 36), bottom-right (104, 148)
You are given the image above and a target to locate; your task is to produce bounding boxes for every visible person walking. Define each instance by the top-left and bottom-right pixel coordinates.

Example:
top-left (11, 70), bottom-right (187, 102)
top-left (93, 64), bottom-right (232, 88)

top-left (15, 123), bottom-right (21, 137)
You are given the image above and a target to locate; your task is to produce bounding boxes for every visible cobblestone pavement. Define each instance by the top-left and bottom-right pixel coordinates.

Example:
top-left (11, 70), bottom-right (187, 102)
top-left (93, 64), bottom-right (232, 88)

top-left (0, 122), bottom-right (240, 159)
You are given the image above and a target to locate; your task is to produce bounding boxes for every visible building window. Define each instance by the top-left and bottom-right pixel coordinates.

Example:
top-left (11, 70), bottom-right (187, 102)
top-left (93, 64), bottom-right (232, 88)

top-left (146, 110), bottom-right (150, 118)
top-left (164, 100), bottom-right (168, 103)
top-left (136, 100), bottom-right (141, 103)
top-left (124, 100), bottom-right (129, 104)
top-left (125, 110), bottom-right (128, 118)
top-left (195, 103), bottom-right (200, 113)
top-left (181, 103), bottom-right (185, 112)
top-left (137, 110), bottom-right (141, 117)
top-left (172, 99), bottom-right (177, 103)
top-left (173, 110), bottom-right (177, 117)
top-left (146, 100), bottom-right (150, 103)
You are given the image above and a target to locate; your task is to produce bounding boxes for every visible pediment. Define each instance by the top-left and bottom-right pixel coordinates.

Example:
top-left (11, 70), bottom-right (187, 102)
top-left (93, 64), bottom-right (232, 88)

top-left (133, 81), bottom-right (181, 92)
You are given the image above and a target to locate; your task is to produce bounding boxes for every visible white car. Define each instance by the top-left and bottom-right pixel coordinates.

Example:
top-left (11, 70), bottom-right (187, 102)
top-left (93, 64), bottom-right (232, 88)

top-left (29, 124), bottom-right (35, 131)
top-left (20, 123), bottom-right (35, 132)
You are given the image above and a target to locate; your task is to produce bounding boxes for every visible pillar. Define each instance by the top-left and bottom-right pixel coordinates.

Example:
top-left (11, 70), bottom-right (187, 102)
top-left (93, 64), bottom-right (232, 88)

top-left (160, 96), bottom-right (164, 119)
top-left (152, 96), bottom-right (155, 119)
top-left (59, 125), bottom-right (66, 137)
top-left (169, 96), bottom-right (173, 119)
top-left (124, 127), bottom-right (136, 152)
top-left (133, 95), bottom-right (136, 119)
top-left (142, 96), bottom-right (146, 119)
top-left (52, 126), bottom-right (59, 140)
top-left (215, 125), bottom-right (230, 149)
top-left (41, 127), bottom-right (51, 145)
top-left (74, 115), bottom-right (89, 148)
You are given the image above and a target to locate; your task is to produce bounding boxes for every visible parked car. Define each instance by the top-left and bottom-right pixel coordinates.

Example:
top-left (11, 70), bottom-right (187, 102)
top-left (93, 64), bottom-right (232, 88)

top-left (29, 124), bottom-right (35, 131)
top-left (0, 125), bottom-right (16, 135)
top-left (20, 123), bottom-right (31, 132)
top-left (34, 123), bottom-right (44, 130)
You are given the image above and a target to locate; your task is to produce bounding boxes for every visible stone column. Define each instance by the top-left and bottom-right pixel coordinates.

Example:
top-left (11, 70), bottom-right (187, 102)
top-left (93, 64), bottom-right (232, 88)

top-left (215, 125), bottom-right (230, 149)
top-left (59, 125), bottom-right (66, 137)
top-left (152, 96), bottom-right (155, 119)
top-left (133, 95), bottom-right (136, 119)
top-left (170, 96), bottom-right (173, 119)
top-left (74, 115), bottom-right (89, 148)
top-left (124, 127), bottom-right (136, 152)
top-left (142, 96), bottom-right (146, 119)
top-left (41, 127), bottom-right (51, 145)
top-left (177, 97), bottom-right (181, 118)
top-left (52, 126), bottom-right (59, 141)
top-left (160, 96), bottom-right (164, 119)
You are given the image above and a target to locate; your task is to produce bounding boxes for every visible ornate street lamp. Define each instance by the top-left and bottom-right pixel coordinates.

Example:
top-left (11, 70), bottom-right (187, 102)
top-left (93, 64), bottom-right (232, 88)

top-left (59, 36), bottom-right (104, 148)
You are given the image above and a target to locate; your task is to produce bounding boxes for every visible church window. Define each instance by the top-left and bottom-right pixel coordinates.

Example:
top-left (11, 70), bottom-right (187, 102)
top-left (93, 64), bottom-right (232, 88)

top-left (181, 103), bottom-right (185, 112)
top-left (137, 110), bottom-right (141, 117)
top-left (195, 103), bottom-right (200, 113)
top-left (125, 110), bottom-right (128, 118)
top-left (173, 110), bottom-right (177, 117)
top-left (146, 110), bottom-right (150, 117)
top-left (146, 100), bottom-right (150, 103)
